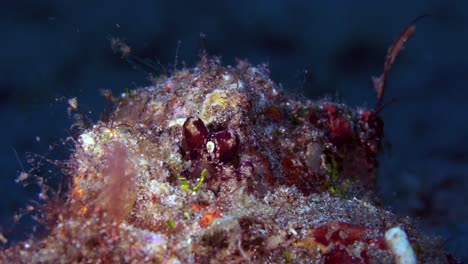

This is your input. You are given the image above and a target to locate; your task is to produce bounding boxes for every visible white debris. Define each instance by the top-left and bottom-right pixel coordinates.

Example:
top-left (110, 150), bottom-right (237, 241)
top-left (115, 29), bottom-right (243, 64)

top-left (68, 97), bottom-right (78, 110)
top-left (167, 118), bottom-right (186, 127)
top-left (79, 133), bottom-right (95, 151)
top-left (15, 172), bottom-right (29, 183)
top-left (385, 226), bottom-right (416, 264)
top-left (0, 232), bottom-right (8, 244)
top-left (222, 73), bottom-right (231, 81)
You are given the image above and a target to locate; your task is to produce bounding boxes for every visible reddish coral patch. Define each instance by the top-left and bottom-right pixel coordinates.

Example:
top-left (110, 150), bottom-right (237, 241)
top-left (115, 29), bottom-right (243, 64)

top-left (321, 104), bottom-right (353, 146)
top-left (191, 203), bottom-right (208, 213)
top-left (312, 221), bottom-right (389, 264)
top-left (199, 209), bottom-right (223, 228)
top-left (281, 156), bottom-right (320, 195)
top-left (265, 106), bottom-right (283, 122)
top-left (324, 104), bottom-right (338, 115)
top-left (324, 247), bottom-right (362, 264)
top-left (312, 222), bottom-right (368, 247)
top-left (281, 157), bottom-right (306, 186)
top-left (328, 116), bottom-right (352, 146)
top-left (360, 110), bottom-right (384, 139)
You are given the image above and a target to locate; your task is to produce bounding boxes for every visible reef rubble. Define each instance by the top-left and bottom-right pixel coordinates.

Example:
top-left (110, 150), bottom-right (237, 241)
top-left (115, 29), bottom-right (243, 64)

top-left (0, 56), bottom-right (458, 263)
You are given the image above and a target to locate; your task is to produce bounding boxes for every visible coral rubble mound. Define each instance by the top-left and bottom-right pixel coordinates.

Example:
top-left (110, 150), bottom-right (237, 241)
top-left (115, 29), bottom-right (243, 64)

top-left (0, 57), bottom-right (456, 263)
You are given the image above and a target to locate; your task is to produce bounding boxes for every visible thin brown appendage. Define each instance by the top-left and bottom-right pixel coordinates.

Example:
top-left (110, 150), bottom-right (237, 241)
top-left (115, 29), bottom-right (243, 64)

top-left (374, 14), bottom-right (430, 113)
top-left (74, 108), bottom-right (94, 128)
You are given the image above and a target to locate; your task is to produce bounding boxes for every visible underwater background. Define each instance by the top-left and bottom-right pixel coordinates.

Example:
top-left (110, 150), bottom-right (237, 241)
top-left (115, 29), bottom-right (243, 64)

top-left (1, 0), bottom-right (467, 261)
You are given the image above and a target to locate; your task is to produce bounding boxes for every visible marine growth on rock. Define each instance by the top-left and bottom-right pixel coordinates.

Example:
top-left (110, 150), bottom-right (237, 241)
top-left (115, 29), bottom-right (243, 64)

top-left (0, 27), bottom-right (461, 263)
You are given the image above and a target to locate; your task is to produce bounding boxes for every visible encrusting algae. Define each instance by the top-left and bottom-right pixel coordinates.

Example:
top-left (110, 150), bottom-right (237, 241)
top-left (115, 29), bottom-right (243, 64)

top-left (1, 30), bottom-right (462, 263)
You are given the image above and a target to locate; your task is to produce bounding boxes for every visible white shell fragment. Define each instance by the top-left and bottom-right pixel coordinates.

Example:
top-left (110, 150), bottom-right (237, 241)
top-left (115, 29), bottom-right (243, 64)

top-left (385, 226), bottom-right (416, 264)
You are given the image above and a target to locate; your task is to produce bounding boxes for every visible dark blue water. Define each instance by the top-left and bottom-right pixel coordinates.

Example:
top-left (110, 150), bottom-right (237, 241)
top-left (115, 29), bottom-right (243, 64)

top-left (1, 1), bottom-right (467, 261)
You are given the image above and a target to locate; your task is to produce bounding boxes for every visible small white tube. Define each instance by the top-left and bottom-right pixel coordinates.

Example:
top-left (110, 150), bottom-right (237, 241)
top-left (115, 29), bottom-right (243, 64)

top-left (385, 226), bottom-right (417, 264)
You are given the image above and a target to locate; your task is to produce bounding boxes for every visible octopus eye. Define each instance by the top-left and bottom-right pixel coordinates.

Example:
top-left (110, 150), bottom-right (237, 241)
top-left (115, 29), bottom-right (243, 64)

top-left (206, 141), bottom-right (215, 153)
top-left (182, 117), bottom-right (209, 160)
top-left (182, 117), bottom-right (239, 163)
top-left (209, 129), bottom-right (239, 163)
